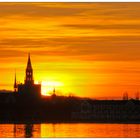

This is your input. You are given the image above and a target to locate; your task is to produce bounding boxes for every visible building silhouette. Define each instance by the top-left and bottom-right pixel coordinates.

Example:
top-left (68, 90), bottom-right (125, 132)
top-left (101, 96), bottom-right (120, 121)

top-left (135, 92), bottom-right (139, 100)
top-left (123, 92), bottom-right (128, 100)
top-left (14, 72), bottom-right (17, 92)
top-left (17, 53), bottom-right (41, 100)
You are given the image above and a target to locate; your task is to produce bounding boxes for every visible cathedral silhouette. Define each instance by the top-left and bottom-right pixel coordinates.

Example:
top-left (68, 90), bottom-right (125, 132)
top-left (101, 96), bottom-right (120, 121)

top-left (14, 53), bottom-right (41, 100)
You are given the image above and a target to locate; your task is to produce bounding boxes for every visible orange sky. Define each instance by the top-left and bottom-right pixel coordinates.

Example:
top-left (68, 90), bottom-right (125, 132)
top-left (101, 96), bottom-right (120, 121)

top-left (0, 2), bottom-right (140, 99)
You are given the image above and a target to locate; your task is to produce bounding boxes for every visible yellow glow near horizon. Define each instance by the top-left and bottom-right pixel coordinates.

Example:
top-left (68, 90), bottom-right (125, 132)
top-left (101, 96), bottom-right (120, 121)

top-left (35, 80), bottom-right (64, 96)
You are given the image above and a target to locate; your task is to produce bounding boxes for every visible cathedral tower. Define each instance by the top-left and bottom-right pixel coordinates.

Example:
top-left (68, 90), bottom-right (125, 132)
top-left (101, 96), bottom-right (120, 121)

top-left (18, 53), bottom-right (41, 100)
top-left (25, 53), bottom-right (34, 85)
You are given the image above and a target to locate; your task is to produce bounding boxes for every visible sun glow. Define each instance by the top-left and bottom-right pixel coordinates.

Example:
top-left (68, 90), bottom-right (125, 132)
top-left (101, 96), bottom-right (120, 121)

top-left (35, 80), bottom-right (64, 96)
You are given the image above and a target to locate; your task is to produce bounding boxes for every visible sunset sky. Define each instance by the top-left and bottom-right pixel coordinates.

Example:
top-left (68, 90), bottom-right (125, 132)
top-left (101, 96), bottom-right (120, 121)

top-left (0, 2), bottom-right (140, 99)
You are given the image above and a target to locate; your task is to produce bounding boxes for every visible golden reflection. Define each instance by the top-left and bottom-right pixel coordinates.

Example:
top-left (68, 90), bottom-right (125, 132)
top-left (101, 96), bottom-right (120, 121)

top-left (40, 123), bottom-right (140, 138)
top-left (0, 123), bottom-right (140, 137)
top-left (13, 124), bottom-right (40, 138)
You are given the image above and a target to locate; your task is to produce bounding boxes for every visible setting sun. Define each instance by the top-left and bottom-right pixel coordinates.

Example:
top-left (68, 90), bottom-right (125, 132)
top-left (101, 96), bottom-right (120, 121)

top-left (35, 80), bottom-right (64, 96)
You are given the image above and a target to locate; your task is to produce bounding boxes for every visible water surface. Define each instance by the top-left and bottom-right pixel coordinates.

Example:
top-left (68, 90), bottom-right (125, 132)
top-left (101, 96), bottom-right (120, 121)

top-left (0, 123), bottom-right (140, 138)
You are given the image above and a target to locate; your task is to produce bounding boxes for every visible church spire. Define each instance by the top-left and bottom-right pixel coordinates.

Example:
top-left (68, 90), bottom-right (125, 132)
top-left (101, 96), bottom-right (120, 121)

top-left (25, 53), bottom-right (34, 85)
top-left (27, 53), bottom-right (32, 69)
top-left (14, 71), bottom-right (17, 92)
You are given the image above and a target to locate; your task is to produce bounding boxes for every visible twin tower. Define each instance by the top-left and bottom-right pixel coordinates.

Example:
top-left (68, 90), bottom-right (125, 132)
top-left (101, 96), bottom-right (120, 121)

top-left (14, 54), bottom-right (41, 100)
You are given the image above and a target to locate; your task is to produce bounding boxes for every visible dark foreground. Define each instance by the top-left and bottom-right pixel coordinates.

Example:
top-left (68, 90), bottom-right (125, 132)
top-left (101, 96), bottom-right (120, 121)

top-left (0, 93), bottom-right (140, 124)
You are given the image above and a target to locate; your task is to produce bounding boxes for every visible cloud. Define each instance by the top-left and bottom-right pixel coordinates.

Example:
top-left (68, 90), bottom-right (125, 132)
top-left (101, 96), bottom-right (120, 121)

top-left (31, 35), bottom-right (140, 61)
top-left (62, 24), bottom-right (140, 30)
top-left (81, 3), bottom-right (140, 20)
top-left (0, 3), bottom-right (85, 18)
top-left (0, 38), bottom-right (49, 47)
top-left (0, 49), bottom-right (25, 58)
top-left (0, 35), bottom-right (140, 61)
top-left (0, 3), bottom-right (140, 62)
top-left (0, 3), bottom-right (140, 20)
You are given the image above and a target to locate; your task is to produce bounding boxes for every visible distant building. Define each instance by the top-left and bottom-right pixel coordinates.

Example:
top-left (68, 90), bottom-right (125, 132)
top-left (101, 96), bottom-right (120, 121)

top-left (14, 72), bottom-right (17, 92)
top-left (17, 53), bottom-right (41, 100)
top-left (135, 92), bottom-right (139, 100)
top-left (123, 92), bottom-right (129, 100)
top-left (71, 99), bottom-right (140, 121)
top-left (52, 87), bottom-right (56, 98)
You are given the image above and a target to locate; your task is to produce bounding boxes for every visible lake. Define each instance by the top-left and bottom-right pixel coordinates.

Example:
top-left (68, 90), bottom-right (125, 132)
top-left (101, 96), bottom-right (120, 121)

top-left (0, 123), bottom-right (140, 138)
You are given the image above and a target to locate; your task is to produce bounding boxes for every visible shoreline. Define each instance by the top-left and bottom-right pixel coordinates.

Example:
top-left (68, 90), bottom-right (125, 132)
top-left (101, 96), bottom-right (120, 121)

top-left (0, 120), bottom-right (140, 124)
